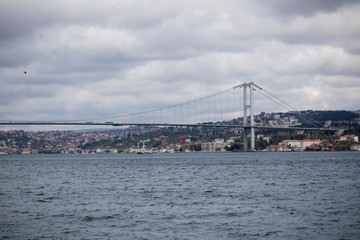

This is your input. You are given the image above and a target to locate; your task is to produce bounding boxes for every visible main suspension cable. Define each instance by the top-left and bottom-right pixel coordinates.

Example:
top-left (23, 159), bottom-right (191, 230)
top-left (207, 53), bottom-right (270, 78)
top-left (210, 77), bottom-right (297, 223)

top-left (253, 85), bottom-right (323, 128)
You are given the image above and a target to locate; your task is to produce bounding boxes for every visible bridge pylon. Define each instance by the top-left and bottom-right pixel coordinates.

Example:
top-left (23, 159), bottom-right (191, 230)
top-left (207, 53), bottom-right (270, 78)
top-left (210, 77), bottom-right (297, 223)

top-left (242, 82), bottom-right (255, 151)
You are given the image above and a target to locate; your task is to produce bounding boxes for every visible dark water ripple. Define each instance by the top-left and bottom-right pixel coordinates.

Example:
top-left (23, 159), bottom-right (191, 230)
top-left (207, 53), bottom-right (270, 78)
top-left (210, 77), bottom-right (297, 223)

top-left (1, 152), bottom-right (360, 239)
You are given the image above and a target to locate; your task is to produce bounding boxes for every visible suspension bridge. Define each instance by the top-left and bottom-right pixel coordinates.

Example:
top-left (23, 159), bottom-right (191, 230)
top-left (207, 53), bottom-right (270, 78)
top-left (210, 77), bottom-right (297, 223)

top-left (0, 82), bottom-right (338, 151)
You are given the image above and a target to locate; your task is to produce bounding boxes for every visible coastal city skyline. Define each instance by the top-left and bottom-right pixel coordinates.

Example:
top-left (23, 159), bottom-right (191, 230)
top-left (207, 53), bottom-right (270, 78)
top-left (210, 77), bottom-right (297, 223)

top-left (1, 109), bottom-right (359, 154)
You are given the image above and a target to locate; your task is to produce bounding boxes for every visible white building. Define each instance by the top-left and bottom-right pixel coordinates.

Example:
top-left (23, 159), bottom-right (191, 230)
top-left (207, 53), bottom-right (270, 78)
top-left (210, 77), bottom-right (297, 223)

top-left (340, 135), bottom-right (359, 142)
top-left (282, 140), bottom-right (321, 150)
top-left (201, 142), bottom-right (227, 152)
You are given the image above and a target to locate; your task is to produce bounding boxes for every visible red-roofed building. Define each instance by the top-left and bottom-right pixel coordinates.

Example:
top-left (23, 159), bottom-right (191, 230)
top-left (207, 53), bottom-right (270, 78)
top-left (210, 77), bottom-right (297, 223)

top-left (266, 145), bottom-right (284, 152)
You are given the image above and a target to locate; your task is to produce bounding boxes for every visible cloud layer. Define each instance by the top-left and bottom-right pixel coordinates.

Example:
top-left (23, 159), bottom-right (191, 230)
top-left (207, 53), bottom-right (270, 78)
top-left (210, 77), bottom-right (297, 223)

top-left (1, 0), bottom-right (360, 129)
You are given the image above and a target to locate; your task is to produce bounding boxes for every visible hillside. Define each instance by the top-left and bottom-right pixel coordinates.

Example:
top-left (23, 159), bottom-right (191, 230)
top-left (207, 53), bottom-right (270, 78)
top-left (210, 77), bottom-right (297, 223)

top-left (301, 110), bottom-right (358, 122)
top-left (1, 110), bottom-right (359, 153)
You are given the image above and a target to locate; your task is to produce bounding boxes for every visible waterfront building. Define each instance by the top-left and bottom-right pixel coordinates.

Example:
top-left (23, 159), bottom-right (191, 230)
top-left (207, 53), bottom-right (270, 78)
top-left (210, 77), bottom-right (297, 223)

top-left (201, 142), bottom-right (227, 152)
top-left (340, 135), bottom-right (359, 142)
top-left (282, 140), bottom-right (321, 150)
top-left (266, 145), bottom-right (284, 152)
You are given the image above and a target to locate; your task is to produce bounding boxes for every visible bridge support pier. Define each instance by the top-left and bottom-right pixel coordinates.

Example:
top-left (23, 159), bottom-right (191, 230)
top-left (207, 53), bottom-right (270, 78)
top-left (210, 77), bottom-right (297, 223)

top-left (242, 82), bottom-right (255, 151)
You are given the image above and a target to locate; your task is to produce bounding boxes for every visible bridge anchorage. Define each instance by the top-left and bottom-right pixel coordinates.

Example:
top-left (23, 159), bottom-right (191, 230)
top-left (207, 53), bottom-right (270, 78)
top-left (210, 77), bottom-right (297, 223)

top-left (0, 82), bottom-right (338, 151)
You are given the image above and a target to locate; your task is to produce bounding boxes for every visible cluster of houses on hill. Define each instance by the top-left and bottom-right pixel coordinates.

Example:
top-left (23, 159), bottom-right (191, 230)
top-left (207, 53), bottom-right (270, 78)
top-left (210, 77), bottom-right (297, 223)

top-left (266, 139), bottom-right (322, 152)
top-left (195, 134), bottom-right (359, 152)
top-left (1, 130), bottom-right (359, 154)
top-left (1, 109), bottom-right (360, 154)
top-left (266, 135), bottom-right (359, 152)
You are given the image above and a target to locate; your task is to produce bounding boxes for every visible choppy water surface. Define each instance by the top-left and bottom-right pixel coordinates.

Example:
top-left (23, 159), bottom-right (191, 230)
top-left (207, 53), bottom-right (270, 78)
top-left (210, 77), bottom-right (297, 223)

top-left (1, 152), bottom-right (360, 239)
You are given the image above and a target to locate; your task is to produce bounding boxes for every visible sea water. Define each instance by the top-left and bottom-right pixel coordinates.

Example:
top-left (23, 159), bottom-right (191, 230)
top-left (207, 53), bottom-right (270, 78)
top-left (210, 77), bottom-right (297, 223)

top-left (1, 152), bottom-right (359, 239)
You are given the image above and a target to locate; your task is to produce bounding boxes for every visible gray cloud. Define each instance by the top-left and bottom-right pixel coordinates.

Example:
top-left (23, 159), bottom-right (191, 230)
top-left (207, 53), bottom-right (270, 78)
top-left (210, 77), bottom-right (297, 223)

top-left (0, 0), bottom-right (360, 130)
top-left (255, 0), bottom-right (359, 17)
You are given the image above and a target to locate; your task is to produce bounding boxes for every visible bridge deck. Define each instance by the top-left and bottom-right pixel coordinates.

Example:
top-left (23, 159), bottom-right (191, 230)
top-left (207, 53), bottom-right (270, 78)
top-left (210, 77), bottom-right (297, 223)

top-left (0, 121), bottom-right (338, 132)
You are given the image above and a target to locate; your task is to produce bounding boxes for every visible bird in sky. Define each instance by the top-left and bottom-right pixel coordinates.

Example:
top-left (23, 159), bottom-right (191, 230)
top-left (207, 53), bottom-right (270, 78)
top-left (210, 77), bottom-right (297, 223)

top-left (23, 71), bottom-right (27, 74)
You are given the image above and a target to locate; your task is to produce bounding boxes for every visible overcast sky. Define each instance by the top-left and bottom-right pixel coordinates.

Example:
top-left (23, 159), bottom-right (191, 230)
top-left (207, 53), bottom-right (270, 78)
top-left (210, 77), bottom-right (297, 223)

top-left (1, 0), bottom-right (360, 130)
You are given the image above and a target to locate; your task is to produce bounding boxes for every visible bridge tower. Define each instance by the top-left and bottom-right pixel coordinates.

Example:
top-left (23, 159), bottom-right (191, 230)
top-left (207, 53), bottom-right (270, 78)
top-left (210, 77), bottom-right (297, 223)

top-left (242, 82), bottom-right (255, 151)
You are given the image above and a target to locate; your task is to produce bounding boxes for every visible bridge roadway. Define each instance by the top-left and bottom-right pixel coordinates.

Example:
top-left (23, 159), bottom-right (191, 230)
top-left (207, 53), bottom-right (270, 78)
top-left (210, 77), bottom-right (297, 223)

top-left (0, 121), bottom-right (338, 133)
